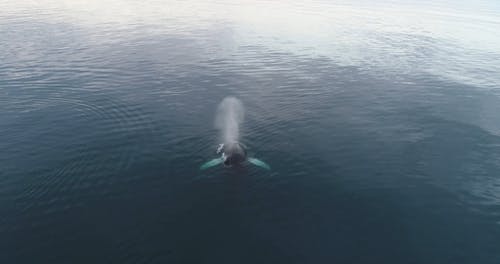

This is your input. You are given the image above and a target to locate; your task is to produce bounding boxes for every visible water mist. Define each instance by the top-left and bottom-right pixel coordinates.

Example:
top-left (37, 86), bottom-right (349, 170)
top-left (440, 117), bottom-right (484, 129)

top-left (215, 97), bottom-right (244, 144)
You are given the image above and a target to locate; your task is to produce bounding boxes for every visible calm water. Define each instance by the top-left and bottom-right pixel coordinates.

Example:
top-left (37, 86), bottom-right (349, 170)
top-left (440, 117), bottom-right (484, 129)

top-left (2, 0), bottom-right (500, 263)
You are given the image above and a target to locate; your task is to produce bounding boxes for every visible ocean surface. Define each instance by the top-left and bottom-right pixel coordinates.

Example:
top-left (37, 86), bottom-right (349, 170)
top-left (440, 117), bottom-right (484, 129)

top-left (1, 0), bottom-right (500, 263)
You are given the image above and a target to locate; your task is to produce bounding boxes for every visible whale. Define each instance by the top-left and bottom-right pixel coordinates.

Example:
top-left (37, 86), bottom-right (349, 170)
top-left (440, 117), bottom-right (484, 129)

top-left (200, 97), bottom-right (270, 171)
top-left (200, 142), bottom-right (270, 170)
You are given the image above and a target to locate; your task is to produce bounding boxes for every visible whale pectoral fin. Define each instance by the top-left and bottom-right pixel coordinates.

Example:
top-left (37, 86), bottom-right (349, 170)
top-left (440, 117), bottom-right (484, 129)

top-left (248, 158), bottom-right (271, 170)
top-left (200, 158), bottom-right (223, 170)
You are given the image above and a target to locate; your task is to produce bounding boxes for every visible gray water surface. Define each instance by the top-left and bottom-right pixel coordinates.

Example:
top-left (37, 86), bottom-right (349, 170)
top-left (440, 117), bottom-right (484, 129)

top-left (1, 0), bottom-right (500, 263)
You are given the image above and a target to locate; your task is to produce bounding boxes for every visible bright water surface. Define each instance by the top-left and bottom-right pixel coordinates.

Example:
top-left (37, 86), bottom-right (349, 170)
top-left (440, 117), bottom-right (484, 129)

top-left (1, 0), bottom-right (500, 263)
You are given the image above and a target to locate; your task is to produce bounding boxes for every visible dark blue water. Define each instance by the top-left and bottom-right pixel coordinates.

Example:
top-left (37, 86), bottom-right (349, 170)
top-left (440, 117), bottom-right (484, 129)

top-left (2, 0), bottom-right (500, 263)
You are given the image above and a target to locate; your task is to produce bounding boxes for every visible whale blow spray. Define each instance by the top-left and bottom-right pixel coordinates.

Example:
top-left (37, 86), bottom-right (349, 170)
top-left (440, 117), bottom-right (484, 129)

top-left (215, 97), bottom-right (244, 144)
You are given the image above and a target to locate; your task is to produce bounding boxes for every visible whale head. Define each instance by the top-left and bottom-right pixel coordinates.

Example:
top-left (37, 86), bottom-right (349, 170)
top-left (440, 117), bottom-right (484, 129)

top-left (222, 142), bottom-right (247, 166)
